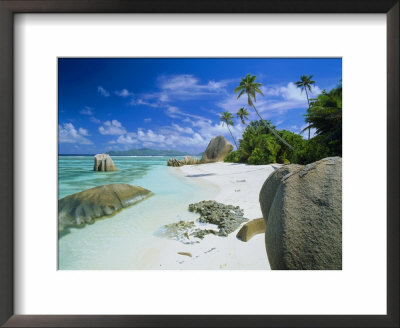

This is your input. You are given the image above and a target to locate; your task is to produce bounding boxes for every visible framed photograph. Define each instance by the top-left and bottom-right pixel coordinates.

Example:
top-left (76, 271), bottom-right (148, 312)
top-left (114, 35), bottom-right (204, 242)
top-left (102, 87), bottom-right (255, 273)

top-left (0, 0), bottom-right (398, 327)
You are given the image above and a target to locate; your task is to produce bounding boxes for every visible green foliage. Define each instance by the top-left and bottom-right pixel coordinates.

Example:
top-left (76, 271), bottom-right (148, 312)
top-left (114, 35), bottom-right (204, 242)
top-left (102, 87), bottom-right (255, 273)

top-left (224, 150), bottom-right (245, 163)
top-left (224, 78), bottom-right (342, 166)
top-left (291, 135), bottom-right (331, 164)
top-left (248, 148), bottom-right (266, 165)
top-left (234, 73), bottom-right (264, 107)
top-left (220, 111), bottom-right (234, 127)
top-left (295, 75), bottom-right (316, 99)
top-left (305, 83), bottom-right (342, 155)
top-left (223, 120), bottom-right (303, 165)
top-left (277, 130), bottom-right (306, 163)
top-left (236, 107), bottom-right (249, 125)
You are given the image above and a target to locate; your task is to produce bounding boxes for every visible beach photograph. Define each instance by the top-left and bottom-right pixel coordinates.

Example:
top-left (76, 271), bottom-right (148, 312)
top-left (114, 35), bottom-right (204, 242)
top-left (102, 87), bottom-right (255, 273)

top-left (58, 58), bottom-right (342, 270)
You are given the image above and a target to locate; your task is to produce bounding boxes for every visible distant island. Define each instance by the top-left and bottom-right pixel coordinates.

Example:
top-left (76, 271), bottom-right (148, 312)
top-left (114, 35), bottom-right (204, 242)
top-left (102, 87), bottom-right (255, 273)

top-left (107, 148), bottom-right (191, 156)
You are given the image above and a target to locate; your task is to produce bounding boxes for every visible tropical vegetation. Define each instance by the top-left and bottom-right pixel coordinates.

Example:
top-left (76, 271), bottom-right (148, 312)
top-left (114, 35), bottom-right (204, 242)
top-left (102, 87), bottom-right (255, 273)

top-left (234, 74), bottom-right (296, 151)
top-left (225, 76), bottom-right (342, 165)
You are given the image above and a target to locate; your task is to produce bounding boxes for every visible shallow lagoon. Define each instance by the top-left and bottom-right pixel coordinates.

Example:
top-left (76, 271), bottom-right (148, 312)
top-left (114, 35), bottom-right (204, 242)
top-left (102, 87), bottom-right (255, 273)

top-left (58, 156), bottom-right (218, 269)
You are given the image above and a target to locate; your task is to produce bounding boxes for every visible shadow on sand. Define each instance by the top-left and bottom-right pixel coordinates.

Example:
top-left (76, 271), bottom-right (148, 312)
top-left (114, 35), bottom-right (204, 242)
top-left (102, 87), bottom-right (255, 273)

top-left (185, 173), bottom-right (215, 178)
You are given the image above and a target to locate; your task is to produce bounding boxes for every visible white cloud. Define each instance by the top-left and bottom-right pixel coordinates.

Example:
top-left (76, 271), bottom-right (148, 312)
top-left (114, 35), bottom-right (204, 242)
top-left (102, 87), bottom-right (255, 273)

top-left (78, 127), bottom-right (89, 136)
top-left (184, 116), bottom-right (244, 142)
top-left (159, 75), bottom-right (230, 95)
top-left (157, 74), bottom-right (230, 100)
top-left (165, 106), bottom-right (205, 121)
top-left (79, 106), bottom-right (93, 115)
top-left (130, 98), bottom-right (160, 108)
top-left (159, 94), bottom-right (169, 102)
top-left (59, 123), bottom-right (93, 144)
top-left (115, 89), bottom-right (133, 97)
top-left (90, 117), bottom-right (101, 124)
top-left (97, 86), bottom-right (110, 97)
top-left (114, 133), bottom-right (138, 145)
top-left (98, 120), bottom-right (127, 135)
top-left (171, 123), bottom-right (194, 134)
top-left (144, 118), bottom-right (152, 123)
top-left (108, 113), bottom-right (244, 152)
top-left (165, 106), bottom-right (181, 118)
top-left (129, 74), bottom-right (233, 107)
top-left (137, 129), bottom-right (166, 143)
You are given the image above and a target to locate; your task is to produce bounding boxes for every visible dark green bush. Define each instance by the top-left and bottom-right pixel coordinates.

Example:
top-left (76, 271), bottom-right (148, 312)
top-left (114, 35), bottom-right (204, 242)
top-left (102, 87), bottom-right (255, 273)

top-left (224, 150), bottom-right (242, 163)
top-left (291, 135), bottom-right (331, 164)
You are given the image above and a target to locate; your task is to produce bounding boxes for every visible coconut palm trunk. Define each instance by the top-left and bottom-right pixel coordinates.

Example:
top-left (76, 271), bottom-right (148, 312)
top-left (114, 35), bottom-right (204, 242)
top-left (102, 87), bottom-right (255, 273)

top-left (227, 125), bottom-right (238, 149)
top-left (305, 89), bottom-right (311, 140)
top-left (295, 75), bottom-right (315, 140)
top-left (251, 103), bottom-right (295, 151)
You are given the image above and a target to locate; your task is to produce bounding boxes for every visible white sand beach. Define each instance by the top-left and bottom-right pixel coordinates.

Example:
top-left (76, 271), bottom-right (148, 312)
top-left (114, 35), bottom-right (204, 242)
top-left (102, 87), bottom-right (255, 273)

top-left (144, 162), bottom-right (281, 270)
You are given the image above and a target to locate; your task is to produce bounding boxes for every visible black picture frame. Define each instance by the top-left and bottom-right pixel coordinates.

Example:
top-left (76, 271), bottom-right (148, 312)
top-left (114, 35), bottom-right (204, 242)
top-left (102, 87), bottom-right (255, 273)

top-left (0, 1), bottom-right (398, 327)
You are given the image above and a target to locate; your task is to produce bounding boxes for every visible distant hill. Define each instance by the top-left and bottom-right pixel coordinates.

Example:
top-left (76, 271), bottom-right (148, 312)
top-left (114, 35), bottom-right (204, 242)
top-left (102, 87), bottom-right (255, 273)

top-left (107, 148), bottom-right (191, 156)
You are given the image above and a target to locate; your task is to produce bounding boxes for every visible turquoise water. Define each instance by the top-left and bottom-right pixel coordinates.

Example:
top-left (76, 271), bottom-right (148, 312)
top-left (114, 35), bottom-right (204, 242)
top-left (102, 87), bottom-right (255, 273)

top-left (58, 156), bottom-right (218, 270)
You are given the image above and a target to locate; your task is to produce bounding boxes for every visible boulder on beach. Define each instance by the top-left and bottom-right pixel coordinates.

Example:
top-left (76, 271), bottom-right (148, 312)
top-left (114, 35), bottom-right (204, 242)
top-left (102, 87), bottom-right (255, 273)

top-left (58, 184), bottom-right (152, 232)
top-left (259, 157), bottom-right (342, 270)
top-left (236, 218), bottom-right (266, 242)
top-left (167, 156), bottom-right (200, 167)
top-left (200, 135), bottom-right (233, 163)
top-left (94, 153), bottom-right (118, 171)
top-left (183, 156), bottom-right (200, 165)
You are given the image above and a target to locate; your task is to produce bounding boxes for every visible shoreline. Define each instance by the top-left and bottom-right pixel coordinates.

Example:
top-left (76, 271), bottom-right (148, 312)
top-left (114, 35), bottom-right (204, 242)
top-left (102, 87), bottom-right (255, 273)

top-left (58, 157), bottom-right (280, 270)
top-left (145, 162), bottom-right (281, 270)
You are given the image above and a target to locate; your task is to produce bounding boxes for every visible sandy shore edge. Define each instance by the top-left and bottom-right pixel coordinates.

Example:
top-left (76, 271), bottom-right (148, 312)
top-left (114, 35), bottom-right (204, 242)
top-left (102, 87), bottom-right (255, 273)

top-left (144, 162), bottom-right (281, 270)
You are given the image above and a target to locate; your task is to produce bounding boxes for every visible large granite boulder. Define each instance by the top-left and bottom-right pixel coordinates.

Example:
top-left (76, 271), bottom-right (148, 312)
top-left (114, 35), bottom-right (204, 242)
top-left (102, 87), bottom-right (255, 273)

top-left (58, 184), bottom-right (152, 232)
top-left (167, 156), bottom-right (200, 167)
top-left (259, 157), bottom-right (342, 270)
top-left (94, 154), bottom-right (118, 171)
top-left (200, 136), bottom-right (233, 163)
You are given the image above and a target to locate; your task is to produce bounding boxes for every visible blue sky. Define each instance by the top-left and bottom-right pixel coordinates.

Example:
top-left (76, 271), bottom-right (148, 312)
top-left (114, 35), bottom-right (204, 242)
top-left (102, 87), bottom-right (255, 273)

top-left (58, 58), bottom-right (341, 154)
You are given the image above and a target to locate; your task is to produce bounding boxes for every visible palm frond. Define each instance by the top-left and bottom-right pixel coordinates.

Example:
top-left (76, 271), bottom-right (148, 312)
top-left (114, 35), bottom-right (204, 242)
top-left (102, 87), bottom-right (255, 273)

top-left (236, 89), bottom-right (245, 99)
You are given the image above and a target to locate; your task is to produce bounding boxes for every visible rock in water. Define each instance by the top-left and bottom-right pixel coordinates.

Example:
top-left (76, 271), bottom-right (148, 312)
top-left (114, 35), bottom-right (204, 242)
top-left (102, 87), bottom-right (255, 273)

top-left (94, 153), bottom-right (118, 171)
top-left (167, 156), bottom-right (200, 167)
top-left (236, 218), bottom-right (266, 242)
top-left (58, 184), bottom-right (152, 231)
top-left (167, 158), bottom-right (183, 167)
top-left (200, 135), bottom-right (233, 163)
top-left (259, 157), bottom-right (342, 270)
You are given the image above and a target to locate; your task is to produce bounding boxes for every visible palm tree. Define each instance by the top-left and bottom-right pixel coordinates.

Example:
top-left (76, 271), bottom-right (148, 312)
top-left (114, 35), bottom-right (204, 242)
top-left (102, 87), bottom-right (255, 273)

top-left (236, 107), bottom-right (249, 125)
top-left (295, 75), bottom-right (316, 140)
top-left (220, 111), bottom-right (238, 149)
top-left (234, 74), bottom-right (295, 151)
